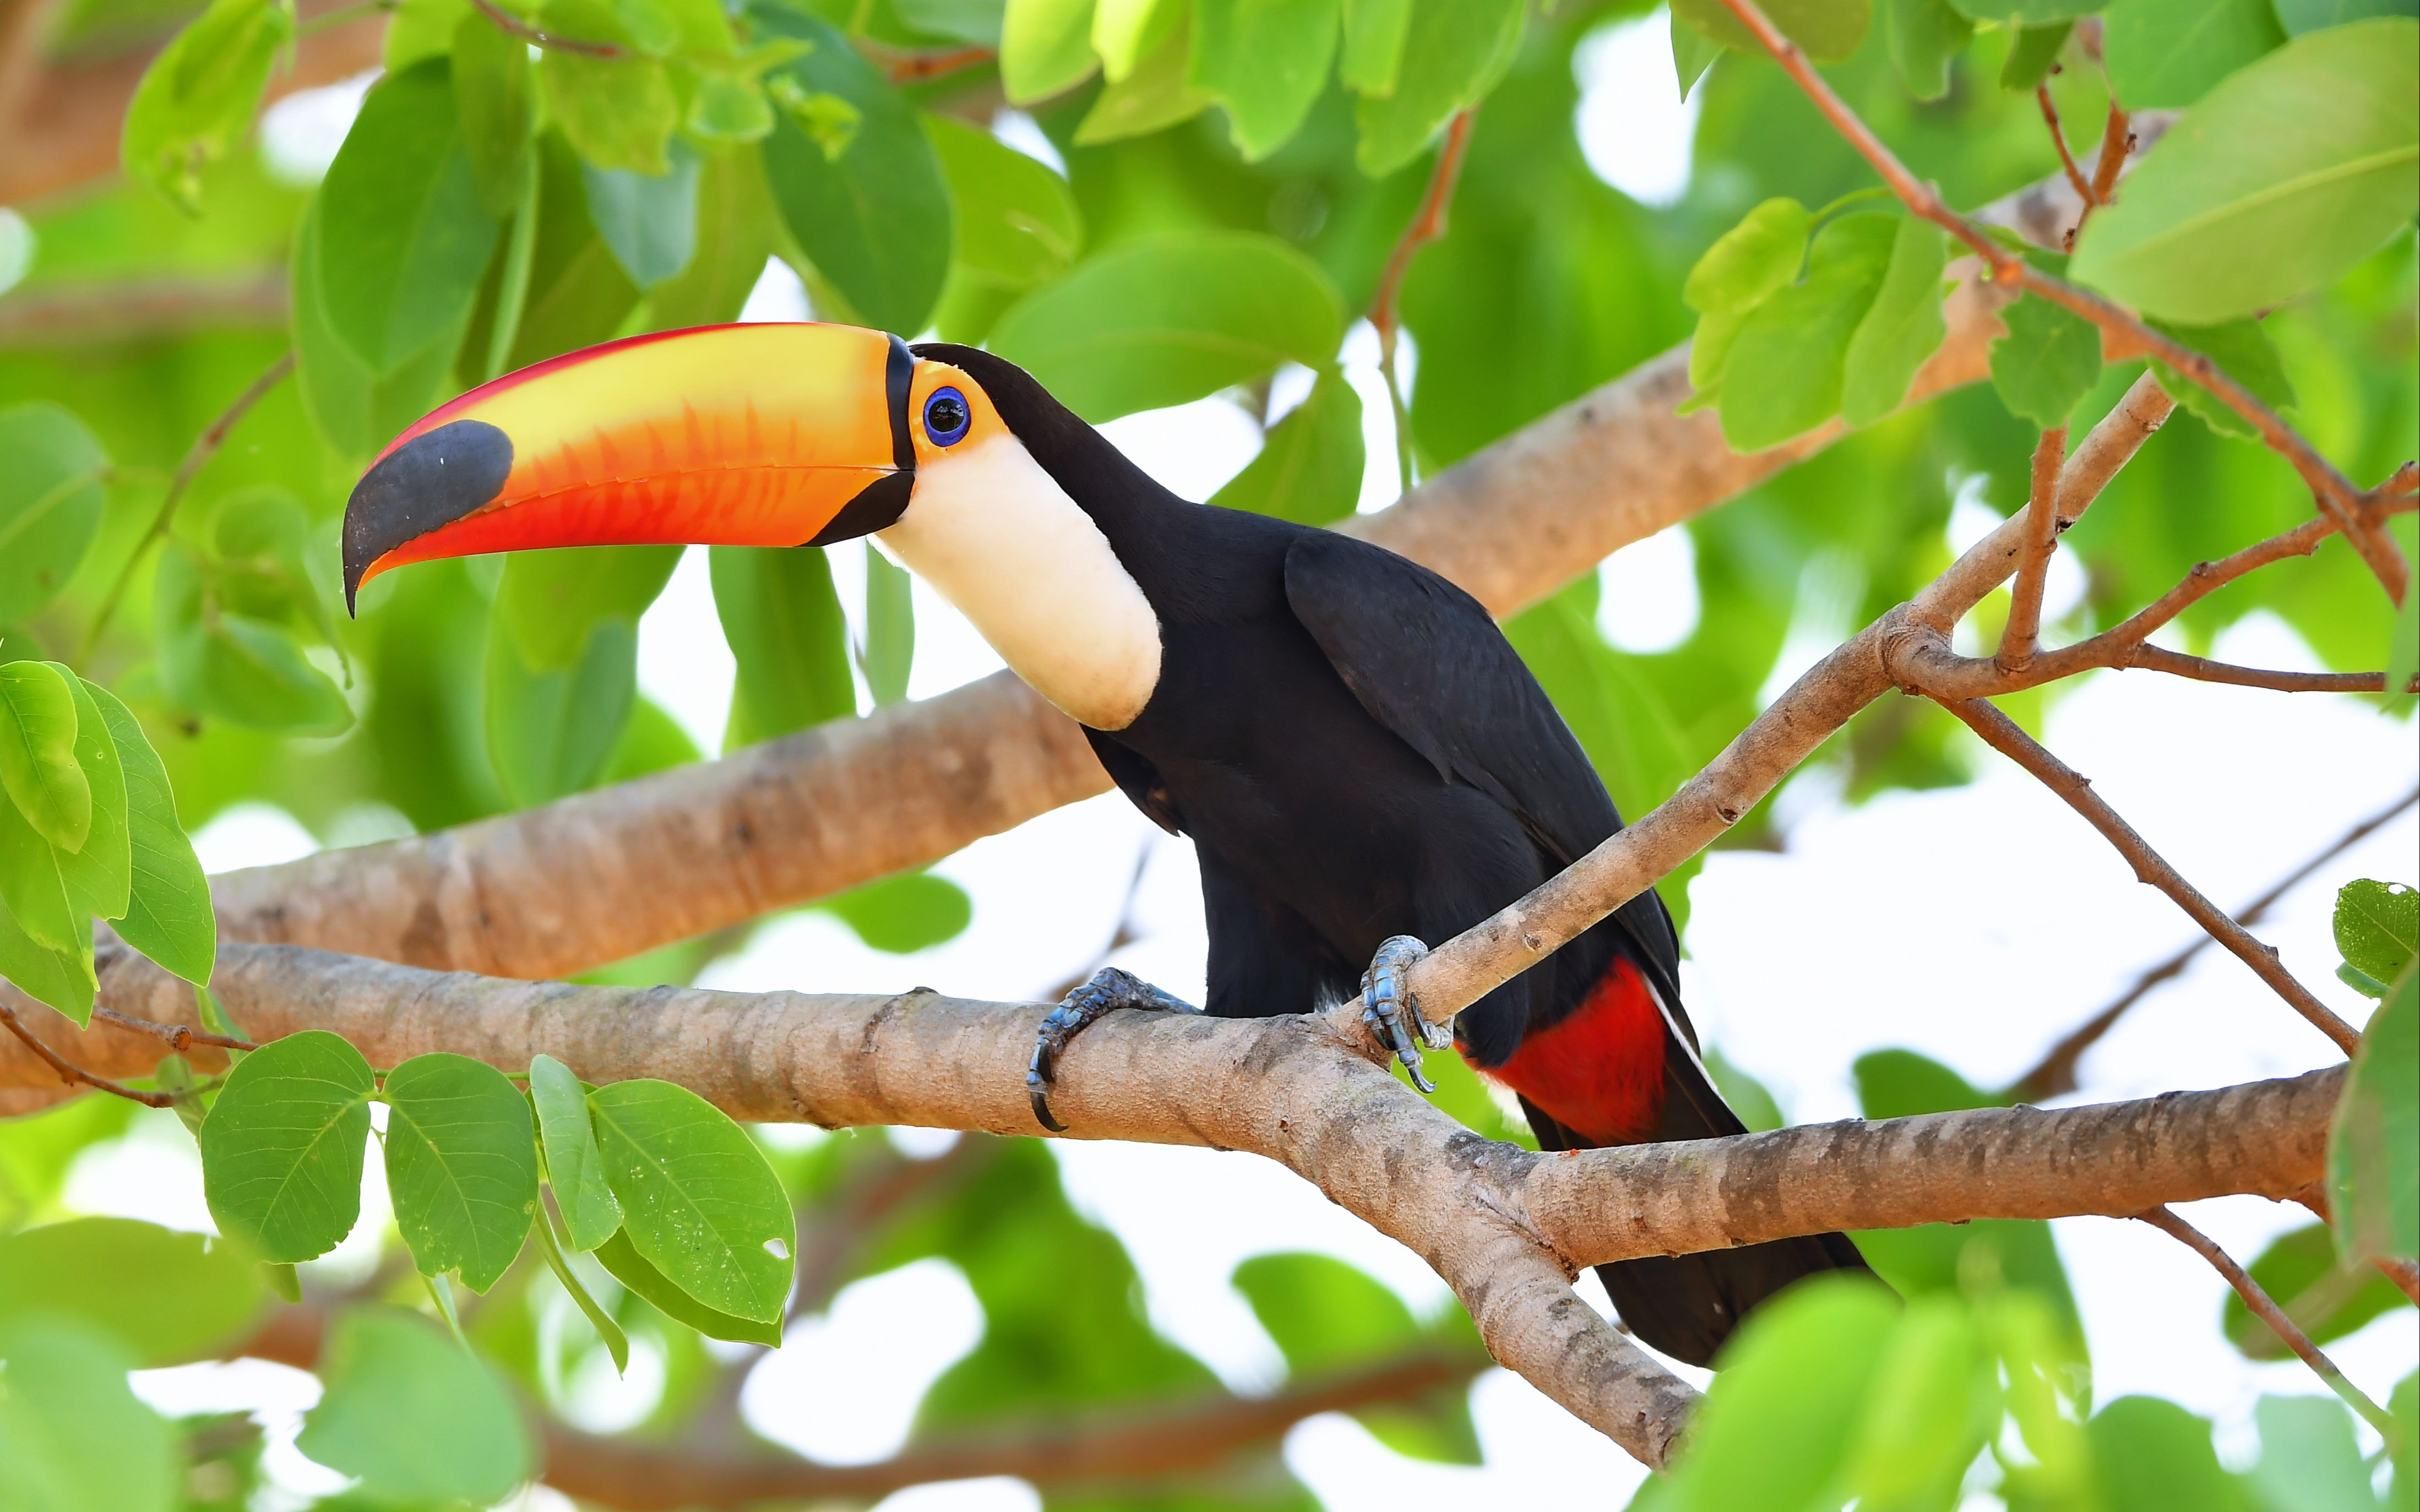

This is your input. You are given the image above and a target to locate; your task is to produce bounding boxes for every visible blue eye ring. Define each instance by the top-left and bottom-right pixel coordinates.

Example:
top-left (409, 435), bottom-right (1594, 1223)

top-left (923, 386), bottom-right (972, 447)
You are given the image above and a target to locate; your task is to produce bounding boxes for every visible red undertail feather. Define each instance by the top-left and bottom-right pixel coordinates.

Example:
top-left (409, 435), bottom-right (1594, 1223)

top-left (1476, 956), bottom-right (1667, 1145)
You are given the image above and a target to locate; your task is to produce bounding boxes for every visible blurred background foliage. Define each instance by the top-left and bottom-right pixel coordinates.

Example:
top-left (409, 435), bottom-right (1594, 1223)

top-left (0, 0), bottom-right (2412, 1501)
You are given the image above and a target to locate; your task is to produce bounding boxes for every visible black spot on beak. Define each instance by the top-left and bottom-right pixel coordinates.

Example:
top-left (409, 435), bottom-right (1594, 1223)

top-left (341, 419), bottom-right (515, 613)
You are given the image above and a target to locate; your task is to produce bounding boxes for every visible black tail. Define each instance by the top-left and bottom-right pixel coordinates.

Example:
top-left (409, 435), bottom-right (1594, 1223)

top-left (1520, 1032), bottom-right (1874, 1368)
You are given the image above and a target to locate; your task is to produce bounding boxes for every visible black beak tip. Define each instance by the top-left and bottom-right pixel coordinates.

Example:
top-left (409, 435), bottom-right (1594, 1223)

top-left (340, 417), bottom-right (516, 620)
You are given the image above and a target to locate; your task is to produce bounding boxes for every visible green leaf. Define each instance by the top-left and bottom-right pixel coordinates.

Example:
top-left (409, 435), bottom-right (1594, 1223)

top-left (926, 113), bottom-right (1082, 291)
top-left (820, 869), bottom-right (973, 951)
top-left (1094, 0), bottom-right (1179, 79)
top-left (2274, 0), bottom-right (2418, 35)
top-left (1841, 218), bottom-right (1948, 426)
top-left (1235, 1252), bottom-right (1419, 1375)
top-left (588, 1079), bottom-right (796, 1323)
top-left (1843, 1296), bottom-right (1997, 1512)
top-left (530, 1053), bottom-right (622, 1251)
top-left (1685, 198), bottom-right (1811, 316)
top-left (2088, 1396), bottom-right (2250, 1511)
top-left (486, 613), bottom-right (640, 806)
top-left (295, 1308), bottom-right (534, 1505)
top-left (1718, 212), bottom-right (1897, 451)
top-left (1341, 0), bottom-right (1411, 94)
top-left (0, 884), bottom-right (95, 1023)
top-left (1945, 0), bottom-right (2096, 17)
top-left (0, 761), bottom-right (83, 959)
top-left (0, 403), bottom-right (107, 626)
top-left (541, 49), bottom-right (682, 173)
top-left (2333, 878), bottom-right (2417, 984)
top-left (0, 1218), bottom-right (263, 1367)
top-left (2222, 1222), bottom-right (2411, 1357)
top-left (650, 143), bottom-right (785, 327)
top-left (757, 8), bottom-right (954, 334)
top-left (2068, 19), bottom-right (2419, 324)
top-left (897, 0), bottom-right (1006, 43)
top-left (2104, 0), bottom-right (2283, 110)
top-left (2250, 1396), bottom-right (2376, 1512)
top-left (1001, 0), bottom-right (1100, 102)
top-left (990, 231), bottom-right (1345, 422)
top-left (583, 138), bottom-right (701, 289)
top-left (382, 1053), bottom-right (540, 1294)
top-left (1998, 21), bottom-right (2071, 90)
top-left (1884, 0), bottom-right (1971, 101)
top-left (1989, 292), bottom-right (2102, 428)
top-left (50, 672), bottom-right (128, 924)
top-left (319, 60), bottom-right (503, 375)
top-left (530, 1202), bottom-right (630, 1370)
top-left (290, 191), bottom-right (465, 467)
top-left (2147, 317), bottom-right (2299, 439)
top-left (0, 661), bottom-right (90, 852)
top-left (591, 1226), bottom-right (786, 1344)
top-left (1667, 1275), bottom-right (1901, 1509)
top-left (1853, 1047), bottom-right (2004, 1118)
top-left (1672, 7), bottom-right (1723, 96)
top-left (860, 543), bottom-right (916, 708)
top-left (155, 543), bottom-right (355, 736)
top-left (711, 545), bottom-right (856, 747)
top-left (0, 1317), bottom-right (177, 1512)
top-left (85, 684), bottom-right (214, 985)
top-left (453, 8), bottom-right (537, 219)
top-left (121, 0), bottom-right (292, 213)
top-left (1673, 0), bottom-right (1872, 64)
top-left (1072, 11), bottom-right (1212, 145)
top-left (2330, 961), bottom-right (2417, 1261)
top-left (1209, 367), bottom-right (1365, 525)
top-left (1704, 1046), bottom-right (1784, 1132)
top-left (1191, 0), bottom-right (1341, 159)
top-left (1353, 0), bottom-right (1523, 177)
top-left (199, 1030), bottom-right (376, 1264)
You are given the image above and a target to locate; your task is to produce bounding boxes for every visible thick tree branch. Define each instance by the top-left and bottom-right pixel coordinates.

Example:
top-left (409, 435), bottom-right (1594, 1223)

top-left (2006, 785), bottom-right (2418, 1101)
top-left (241, 1302), bottom-right (1477, 1508)
top-left (0, 943), bottom-right (2348, 1464)
top-left (1935, 698), bottom-right (2359, 1054)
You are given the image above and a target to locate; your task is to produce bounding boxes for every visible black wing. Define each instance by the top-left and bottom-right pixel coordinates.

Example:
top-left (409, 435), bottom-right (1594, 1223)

top-left (1082, 728), bottom-right (1184, 836)
top-left (1281, 531), bottom-right (1682, 1002)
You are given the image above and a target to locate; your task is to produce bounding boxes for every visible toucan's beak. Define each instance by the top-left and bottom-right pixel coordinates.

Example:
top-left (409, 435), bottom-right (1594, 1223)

top-left (341, 323), bottom-right (916, 610)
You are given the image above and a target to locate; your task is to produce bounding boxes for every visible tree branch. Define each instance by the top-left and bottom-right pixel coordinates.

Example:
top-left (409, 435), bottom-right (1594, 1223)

top-left (1997, 425), bottom-right (2068, 671)
top-left (2005, 785), bottom-right (2418, 1102)
top-left (0, 999), bottom-right (169, 1107)
top-left (2036, 86), bottom-right (2094, 209)
top-left (2136, 1205), bottom-right (2393, 1436)
top-left (1934, 697), bottom-right (2359, 1054)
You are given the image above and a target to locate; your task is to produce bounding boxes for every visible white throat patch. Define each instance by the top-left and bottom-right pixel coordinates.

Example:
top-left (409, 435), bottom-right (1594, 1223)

top-left (880, 434), bottom-right (1163, 731)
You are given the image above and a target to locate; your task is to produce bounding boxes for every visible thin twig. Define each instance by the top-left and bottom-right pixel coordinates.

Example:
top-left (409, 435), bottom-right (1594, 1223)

top-left (1712, 0), bottom-right (2410, 603)
top-left (0, 1000), bottom-right (170, 1107)
top-left (83, 351), bottom-right (293, 656)
top-left (1998, 426), bottom-right (2068, 671)
top-left (2006, 786), bottom-right (2418, 1101)
top-left (1937, 698), bottom-right (2361, 1054)
top-left (857, 41), bottom-right (995, 83)
top-left (2086, 102), bottom-right (2131, 209)
top-left (1370, 108), bottom-right (1477, 496)
top-left (2036, 87), bottom-right (2093, 208)
top-left (93, 1004), bottom-right (258, 1054)
top-left (2123, 645), bottom-right (2398, 694)
top-left (2375, 1255), bottom-right (2420, 1307)
top-left (2136, 1206), bottom-right (2393, 1435)
top-left (467, 0), bottom-right (623, 57)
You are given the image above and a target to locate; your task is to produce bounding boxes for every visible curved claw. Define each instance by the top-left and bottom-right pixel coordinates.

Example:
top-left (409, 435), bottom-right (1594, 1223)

top-left (1027, 967), bottom-right (1200, 1133)
top-left (1361, 935), bottom-right (1438, 1094)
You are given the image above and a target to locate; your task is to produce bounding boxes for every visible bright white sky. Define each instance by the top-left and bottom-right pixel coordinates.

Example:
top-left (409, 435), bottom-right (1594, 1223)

top-left (93, 12), bottom-right (2420, 1508)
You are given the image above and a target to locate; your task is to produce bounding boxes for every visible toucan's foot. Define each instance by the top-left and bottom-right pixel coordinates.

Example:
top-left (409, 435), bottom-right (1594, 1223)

top-left (1361, 936), bottom-right (1447, 1094)
top-left (1029, 967), bottom-right (1199, 1132)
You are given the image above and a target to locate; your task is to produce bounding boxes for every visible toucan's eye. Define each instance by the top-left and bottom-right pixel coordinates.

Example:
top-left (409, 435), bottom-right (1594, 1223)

top-left (923, 387), bottom-right (971, 447)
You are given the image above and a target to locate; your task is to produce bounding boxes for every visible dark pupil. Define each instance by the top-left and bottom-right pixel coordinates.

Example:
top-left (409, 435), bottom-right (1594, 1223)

top-left (928, 394), bottom-right (968, 437)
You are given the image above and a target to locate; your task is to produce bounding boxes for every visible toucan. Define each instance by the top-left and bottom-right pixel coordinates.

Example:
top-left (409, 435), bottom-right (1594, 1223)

top-left (341, 321), bottom-right (1869, 1367)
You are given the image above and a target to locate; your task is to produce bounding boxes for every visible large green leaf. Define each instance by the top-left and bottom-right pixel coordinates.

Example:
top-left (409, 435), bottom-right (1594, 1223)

top-left (1191, 0), bottom-right (1341, 160)
top-left (2069, 19), bottom-right (2419, 323)
top-left (52, 672), bottom-right (128, 924)
top-left (860, 543), bottom-right (916, 708)
top-left (2334, 878), bottom-right (2418, 985)
top-left (0, 881), bottom-right (95, 1022)
top-left (651, 144), bottom-right (784, 327)
top-left (1341, 0), bottom-right (1411, 94)
top-left (2330, 962), bottom-right (2417, 1261)
top-left (1232, 1251), bottom-right (1480, 1464)
top-left (1353, 0), bottom-right (1524, 176)
top-left (290, 191), bottom-right (465, 466)
top-left (756, 7), bottom-right (954, 334)
top-left (926, 113), bottom-right (1082, 291)
top-left (486, 544), bottom-right (678, 804)
top-left (452, 7), bottom-right (536, 217)
top-left (2088, 1396), bottom-right (2250, 1510)
top-left (991, 231), bottom-right (1344, 422)
top-left (1093, 0), bottom-right (1179, 79)
top-left (1674, 0), bottom-right (1872, 63)
top-left (1842, 1296), bottom-right (1997, 1511)
top-left (590, 1225), bottom-right (785, 1344)
top-left (1001, 0), bottom-right (1100, 101)
top-left (588, 1078), bottom-right (796, 1324)
top-left (1073, 15), bottom-right (1213, 145)
top-left (155, 543), bottom-right (355, 736)
top-left (0, 661), bottom-right (90, 852)
top-left (2103, 0), bottom-right (2284, 110)
top-left (1884, 0), bottom-right (1972, 101)
top-left (1840, 218), bottom-right (1948, 426)
top-left (530, 1053), bottom-right (622, 1252)
top-left (582, 138), bottom-right (701, 289)
top-left (1944, 0), bottom-right (2094, 17)
top-left (0, 403), bottom-right (107, 626)
top-left (199, 1030), bottom-right (376, 1264)
top-left (85, 683), bottom-right (215, 985)
top-left (0, 761), bottom-right (83, 960)
top-left (2273, 0), bottom-right (2417, 34)
top-left (295, 1308), bottom-right (533, 1505)
top-left (539, 46), bottom-right (681, 172)
top-left (121, 0), bottom-right (292, 213)
top-left (0, 1317), bottom-right (177, 1512)
top-left (710, 545), bottom-right (856, 748)
top-left (0, 1218), bottom-right (263, 1367)
top-left (318, 60), bottom-right (503, 375)
top-left (382, 1053), bottom-right (541, 1293)
top-left (2249, 1396), bottom-right (2376, 1512)
top-left (819, 869), bottom-right (973, 952)
top-left (1718, 213), bottom-right (1897, 451)
top-left (1209, 367), bottom-right (1365, 524)
top-left (1989, 292), bottom-right (2102, 428)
